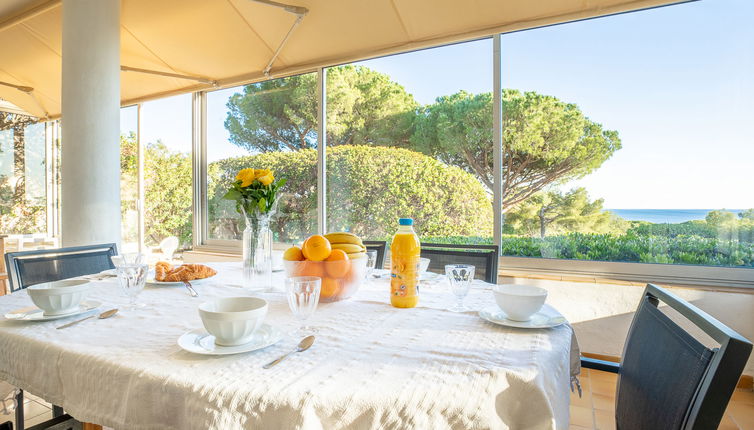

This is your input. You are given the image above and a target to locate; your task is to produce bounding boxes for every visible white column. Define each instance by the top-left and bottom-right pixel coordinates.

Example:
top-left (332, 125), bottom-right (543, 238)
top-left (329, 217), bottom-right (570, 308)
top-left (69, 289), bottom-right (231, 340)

top-left (61, 0), bottom-right (121, 248)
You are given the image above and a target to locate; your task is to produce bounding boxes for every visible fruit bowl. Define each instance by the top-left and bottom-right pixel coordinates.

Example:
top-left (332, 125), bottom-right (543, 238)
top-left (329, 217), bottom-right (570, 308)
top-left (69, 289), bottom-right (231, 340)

top-left (283, 257), bottom-right (367, 302)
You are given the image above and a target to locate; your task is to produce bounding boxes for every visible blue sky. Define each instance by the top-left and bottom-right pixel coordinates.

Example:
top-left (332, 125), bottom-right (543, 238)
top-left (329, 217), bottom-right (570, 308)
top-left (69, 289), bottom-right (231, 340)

top-left (122, 0), bottom-right (753, 209)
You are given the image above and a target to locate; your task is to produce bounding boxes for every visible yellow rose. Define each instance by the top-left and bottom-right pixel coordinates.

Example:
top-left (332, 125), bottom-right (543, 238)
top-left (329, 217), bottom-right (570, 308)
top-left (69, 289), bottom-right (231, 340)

top-left (257, 172), bottom-right (274, 186)
top-left (236, 168), bottom-right (256, 187)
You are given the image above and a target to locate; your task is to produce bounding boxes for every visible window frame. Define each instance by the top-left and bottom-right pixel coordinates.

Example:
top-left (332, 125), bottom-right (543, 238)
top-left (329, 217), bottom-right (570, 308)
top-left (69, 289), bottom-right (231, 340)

top-left (188, 29), bottom-right (754, 291)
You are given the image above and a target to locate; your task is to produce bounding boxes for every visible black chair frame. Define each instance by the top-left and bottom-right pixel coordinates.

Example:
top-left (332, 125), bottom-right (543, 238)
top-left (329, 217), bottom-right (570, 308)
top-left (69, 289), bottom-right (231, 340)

top-left (363, 241), bottom-right (387, 269)
top-left (420, 243), bottom-right (499, 283)
top-left (5, 243), bottom-right (118, 292)
top-left (581, 283), bottom-right (752, 430)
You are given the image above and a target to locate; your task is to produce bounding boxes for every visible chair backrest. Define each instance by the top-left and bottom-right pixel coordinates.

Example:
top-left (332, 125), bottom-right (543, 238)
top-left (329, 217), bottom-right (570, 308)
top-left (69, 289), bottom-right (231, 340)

top-left (616, 284), bottom-right (752, 430)
top-left (363, 240), bottom-right (387, 269)
top-left (5, 243), bottom-right (118, 292)
top-left (419, 243), bottom-right (499, 283)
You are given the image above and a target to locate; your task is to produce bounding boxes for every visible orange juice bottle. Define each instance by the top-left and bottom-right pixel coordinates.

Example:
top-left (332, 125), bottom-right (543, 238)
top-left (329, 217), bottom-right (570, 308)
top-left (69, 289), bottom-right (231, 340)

top-left (390, 218), bottom-right (420, 308)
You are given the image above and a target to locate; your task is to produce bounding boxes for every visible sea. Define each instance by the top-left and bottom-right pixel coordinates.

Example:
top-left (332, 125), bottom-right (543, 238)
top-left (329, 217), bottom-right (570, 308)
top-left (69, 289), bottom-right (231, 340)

top-left (606, 209), bottom-right (745, 224)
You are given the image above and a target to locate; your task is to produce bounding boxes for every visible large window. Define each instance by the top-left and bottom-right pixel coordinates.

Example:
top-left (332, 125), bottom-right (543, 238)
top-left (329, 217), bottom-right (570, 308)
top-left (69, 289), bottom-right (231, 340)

top-left (326, 40), bottom-right (494, 241)
top-left (191, 0), bottom-right (753, 285)
top-left (498, 0), bottom-right (754, 269)
top-left (0, 112), bottom-right (50, 235)
top-left (206, 74), bottom-right (318, 245)
top-left (120, 105), bottom-right (139, 252)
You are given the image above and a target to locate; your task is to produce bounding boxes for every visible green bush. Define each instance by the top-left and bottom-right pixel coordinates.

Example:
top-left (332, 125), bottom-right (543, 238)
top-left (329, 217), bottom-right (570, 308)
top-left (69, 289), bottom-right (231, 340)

top-left (208, 145), bottom-right (493, 242)
top-left (420, 233), bottom-right (754, 267)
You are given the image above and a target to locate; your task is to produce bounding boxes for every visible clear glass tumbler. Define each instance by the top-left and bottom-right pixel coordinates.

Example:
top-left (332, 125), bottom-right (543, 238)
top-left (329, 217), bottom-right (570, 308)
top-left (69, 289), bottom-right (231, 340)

top-left (445, 264), bottom-right (475, 312)
top-left (111, 253), bottom-right (144, 268)
top-left (286, 276), bottom-right (321, 336)
top-left (365, 250), bottom-right (378, 279)
top-left (116, 263), bottom-right (148, 310)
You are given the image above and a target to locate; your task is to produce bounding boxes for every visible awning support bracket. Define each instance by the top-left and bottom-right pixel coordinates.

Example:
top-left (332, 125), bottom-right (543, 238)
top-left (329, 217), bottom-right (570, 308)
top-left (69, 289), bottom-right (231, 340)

top-left (120, 66), bottom-right (218, 87)
top-left (250, 0), bottom-right (309, 77)
top-left (0, 80), bottom-right (49, 119)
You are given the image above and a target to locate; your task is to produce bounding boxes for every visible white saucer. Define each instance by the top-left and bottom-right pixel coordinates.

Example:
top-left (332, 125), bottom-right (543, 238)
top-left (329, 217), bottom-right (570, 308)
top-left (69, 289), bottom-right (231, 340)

top-left (146, 277), bottom-right (212, 287)
top-left (479, 305), bottom-right (567, 329)
top-left (178, 324), bottom-right (284, 355)
top-left (4, 300), bottom-right (102, 321)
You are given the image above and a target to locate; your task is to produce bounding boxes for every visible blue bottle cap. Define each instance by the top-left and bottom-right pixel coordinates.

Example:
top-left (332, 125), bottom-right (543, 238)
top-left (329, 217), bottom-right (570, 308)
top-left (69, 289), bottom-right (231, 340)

top-left (399, 218), bottom-right (413, 226)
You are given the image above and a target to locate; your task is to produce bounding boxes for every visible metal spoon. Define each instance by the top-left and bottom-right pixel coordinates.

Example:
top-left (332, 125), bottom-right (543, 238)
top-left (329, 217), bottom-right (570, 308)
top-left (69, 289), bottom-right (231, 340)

top-left (183, 281), bottom-right (199, 297)
top-left (56, 308), bottom-right (119, 330)
top-left (263, 336), bottom-right (315, 369)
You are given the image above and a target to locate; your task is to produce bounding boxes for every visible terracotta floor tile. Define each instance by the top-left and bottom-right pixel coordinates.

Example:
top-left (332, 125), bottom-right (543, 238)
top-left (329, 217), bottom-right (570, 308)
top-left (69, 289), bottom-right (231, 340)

top-left (569, 426), bottom-right (592, 430)
top-left (731, 390), bottom-right (754, 406)
top-left (571, 390), bottom-right (592, 408)
top-left (589, 370), bottom-right (618, 384)
top-left (591, 393), bottom-right (616, 412)
top-left (23, 400), bottom-right (50, 420)
top-left (717, 414), bottom-right (740, 430)
top-left (594, 409), bottom-right (616, 430)
top-left (590, 379), bottom-right (617, 396)
top-left (728, 402), bottom-right (754, 430)
top-left (570, 405), bottom-right (595, 428)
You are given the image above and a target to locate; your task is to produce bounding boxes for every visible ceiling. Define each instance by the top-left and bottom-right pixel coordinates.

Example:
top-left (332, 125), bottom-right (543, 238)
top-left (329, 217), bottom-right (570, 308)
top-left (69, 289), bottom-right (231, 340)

top-left (0, 0), bottom-right (685, 119)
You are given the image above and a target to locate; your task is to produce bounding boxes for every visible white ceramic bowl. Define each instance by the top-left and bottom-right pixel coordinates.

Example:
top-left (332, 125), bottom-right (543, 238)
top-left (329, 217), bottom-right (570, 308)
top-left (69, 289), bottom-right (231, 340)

top-left (198, 297), bottom-right (268, 346)
top-left (492, 284), bottom-right (548, 322)
top-left (27, 280), bottom-right (91, 316)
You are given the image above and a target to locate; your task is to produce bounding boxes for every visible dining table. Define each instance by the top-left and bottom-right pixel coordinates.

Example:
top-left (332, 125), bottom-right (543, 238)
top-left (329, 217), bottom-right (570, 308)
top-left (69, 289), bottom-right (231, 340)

top-left (0, 262), bottom-right (579, 430)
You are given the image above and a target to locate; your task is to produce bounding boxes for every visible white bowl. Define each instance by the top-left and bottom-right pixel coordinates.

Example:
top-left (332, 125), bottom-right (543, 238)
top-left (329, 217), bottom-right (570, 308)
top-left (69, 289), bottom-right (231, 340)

top-left (198, 297), bottom-right (268, 346)
top-left (492, 284), bottom-right (548, 322)
top-left (27, 280), bottom-right (91, 316)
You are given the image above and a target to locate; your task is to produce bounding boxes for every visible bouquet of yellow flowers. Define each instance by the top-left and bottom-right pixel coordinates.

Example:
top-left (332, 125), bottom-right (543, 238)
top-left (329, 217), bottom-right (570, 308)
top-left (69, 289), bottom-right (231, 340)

top-left (223, 168), bottom-right (286, 215)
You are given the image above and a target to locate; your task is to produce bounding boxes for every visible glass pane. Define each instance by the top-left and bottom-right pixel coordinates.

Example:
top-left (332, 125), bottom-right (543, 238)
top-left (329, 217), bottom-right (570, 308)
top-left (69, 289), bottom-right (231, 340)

top-left (120, 105), bottom-right (139, 252)
top-left (500, 0), bottom-right (754, 267)
top-left (206, 73), bottom-right (318, 245)
top-left (0, 112), bottom-right (47, 234)
top-left (141, 94), bottom-right (193, 254)
top-left (326, 39), bottom-right (494, 243)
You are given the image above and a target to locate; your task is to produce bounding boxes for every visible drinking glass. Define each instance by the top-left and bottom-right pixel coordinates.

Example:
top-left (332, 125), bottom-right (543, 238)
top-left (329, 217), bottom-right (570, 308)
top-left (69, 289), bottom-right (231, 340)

top-left (286, 276), bottom-right (321, 336)
top-left (445, 264), bottom-right (475, 312)
top-left (365, 250), bottom-right (378, 279)
top-left (116, 263), bottom-right (148, 309)
top-left (111, 253), bottom-right (144, 268)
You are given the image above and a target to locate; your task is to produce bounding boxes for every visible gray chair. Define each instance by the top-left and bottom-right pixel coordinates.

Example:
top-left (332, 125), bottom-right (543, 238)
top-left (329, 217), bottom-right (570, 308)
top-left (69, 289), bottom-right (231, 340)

top-left (363, 240), bottom-right (387, 269)
top-left (581, 284), bottom-right (752, 430)
top-left (420, 243), bottom-right (499, 283)
top-left (4, 243), bottom-right (117, 430)
top-left (5, 243), bottom-right (117, 292)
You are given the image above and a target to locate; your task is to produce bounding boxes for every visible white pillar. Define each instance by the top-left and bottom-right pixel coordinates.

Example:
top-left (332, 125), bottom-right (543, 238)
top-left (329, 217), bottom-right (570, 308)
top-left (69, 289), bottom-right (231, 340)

top-left (61, 0), bottom-right (121, 248)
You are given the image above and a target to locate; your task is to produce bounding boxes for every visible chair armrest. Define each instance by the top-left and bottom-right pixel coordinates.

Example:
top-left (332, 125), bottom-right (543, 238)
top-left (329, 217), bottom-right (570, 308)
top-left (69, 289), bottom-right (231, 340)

top-left (581, 357), bottom-right (620, 373)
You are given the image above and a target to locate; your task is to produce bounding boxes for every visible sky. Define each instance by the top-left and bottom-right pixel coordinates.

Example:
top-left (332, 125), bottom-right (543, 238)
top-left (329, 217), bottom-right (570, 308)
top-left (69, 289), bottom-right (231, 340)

top-left (120, 0), bottom-right (754, 210)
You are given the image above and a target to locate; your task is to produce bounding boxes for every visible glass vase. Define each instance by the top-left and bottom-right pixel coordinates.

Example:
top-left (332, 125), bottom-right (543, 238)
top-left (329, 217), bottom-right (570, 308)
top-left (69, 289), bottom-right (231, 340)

top-left (241, 206), bottom-right (274, 292)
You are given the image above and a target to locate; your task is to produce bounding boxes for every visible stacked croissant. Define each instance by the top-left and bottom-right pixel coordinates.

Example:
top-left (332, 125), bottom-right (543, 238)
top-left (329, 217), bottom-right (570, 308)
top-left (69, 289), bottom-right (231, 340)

top-left (155, 262), bottom-right (217, 282)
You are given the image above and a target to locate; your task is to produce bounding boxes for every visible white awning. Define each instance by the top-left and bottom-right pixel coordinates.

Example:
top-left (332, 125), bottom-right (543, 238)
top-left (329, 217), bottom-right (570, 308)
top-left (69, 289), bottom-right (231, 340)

top-left (0, 0), bottom-right (689, 119)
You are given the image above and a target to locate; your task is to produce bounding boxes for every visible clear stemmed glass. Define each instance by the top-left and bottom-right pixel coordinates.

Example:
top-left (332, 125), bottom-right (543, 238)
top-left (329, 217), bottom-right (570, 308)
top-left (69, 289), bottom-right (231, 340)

top-left (115, 263), bottom-right (148, 310)
top-left (365, 250), bottom-right (378, 279)
top-left (445, 264), bottom-right (475, 312)
top-left (111, 253), bottom-right (144, 268)
top-left (286, 276), bottom-right (322, 336)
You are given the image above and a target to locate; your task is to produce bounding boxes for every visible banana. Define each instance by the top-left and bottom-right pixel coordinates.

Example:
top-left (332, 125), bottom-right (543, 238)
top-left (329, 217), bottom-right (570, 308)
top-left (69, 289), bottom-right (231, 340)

top-left (348, 252), bottom-right (366, 260)
top-left (325, 232), bottom-right (363, 246)
top-left (331, 243), bottom-right (366, 254)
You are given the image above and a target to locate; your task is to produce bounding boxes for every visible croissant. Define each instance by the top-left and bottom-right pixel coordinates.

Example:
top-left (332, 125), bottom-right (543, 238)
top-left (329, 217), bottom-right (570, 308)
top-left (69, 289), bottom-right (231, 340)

top-left (154, 261), bottom-right (217, 282)
top-left (155, 262), bottom-right (173, 281)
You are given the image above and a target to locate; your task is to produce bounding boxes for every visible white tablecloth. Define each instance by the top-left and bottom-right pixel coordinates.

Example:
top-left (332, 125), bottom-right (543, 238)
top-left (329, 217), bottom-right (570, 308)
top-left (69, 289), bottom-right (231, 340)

top-left (0, 263), bottom-right (576, 430)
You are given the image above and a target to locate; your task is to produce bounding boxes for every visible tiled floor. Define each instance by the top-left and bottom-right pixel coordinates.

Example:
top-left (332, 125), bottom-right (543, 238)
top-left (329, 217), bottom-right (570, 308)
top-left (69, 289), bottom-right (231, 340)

top-left (1, 371), bottom-right (752, 429)
top-left (571, 368), bottom-right (754, 430)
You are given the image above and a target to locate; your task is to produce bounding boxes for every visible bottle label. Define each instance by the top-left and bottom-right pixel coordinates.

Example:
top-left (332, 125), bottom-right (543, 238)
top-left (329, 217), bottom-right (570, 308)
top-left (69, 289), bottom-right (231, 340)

top-left (390, 255), bottom-right (420, 298)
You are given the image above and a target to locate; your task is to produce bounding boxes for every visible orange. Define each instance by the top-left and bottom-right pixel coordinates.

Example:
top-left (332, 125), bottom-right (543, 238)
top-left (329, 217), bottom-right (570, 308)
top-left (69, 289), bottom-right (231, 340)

top-left (283, 246), bottom-right (305, 261)
top-left (294, 261), bottom-right (325, 278)
top-left (325, 249), bottom-right (351, 278)
top-left (302, 235), bottom-right (332, 261)
top-left (320, 277), bottom-right (340, 299)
